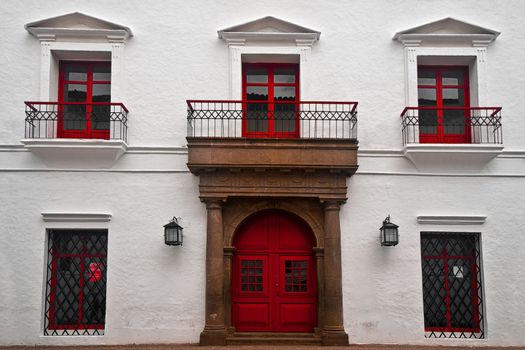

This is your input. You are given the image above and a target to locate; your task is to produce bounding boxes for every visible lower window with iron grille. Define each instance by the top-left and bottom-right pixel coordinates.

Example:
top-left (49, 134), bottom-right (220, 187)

top-left (44, 230), bottom-right (107, 336)
top-left (420, 232), bottom-right (484, 338)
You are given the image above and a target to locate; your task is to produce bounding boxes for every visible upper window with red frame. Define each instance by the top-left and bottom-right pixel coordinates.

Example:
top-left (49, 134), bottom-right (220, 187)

top-left (417, 66), bottom-right (470, 143)
top-left (243, 63), bottom-right (299, 138)
top-left (59, 62), bottom-right (111, 139)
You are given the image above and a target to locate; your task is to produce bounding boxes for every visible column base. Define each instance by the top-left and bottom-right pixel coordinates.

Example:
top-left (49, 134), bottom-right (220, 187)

top-left (200, 326), bottom-right (227, 346)
top-left (322, 327), bottom-right (349, 346)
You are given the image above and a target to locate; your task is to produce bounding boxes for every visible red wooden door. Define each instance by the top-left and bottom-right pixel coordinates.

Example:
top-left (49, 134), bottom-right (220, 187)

top-left (418, 66), bottom-right (470, 143)
top-left (232, 210), bottom-right (317, 332)
top-left (242, 63), bottom-right (300, 138)
top-left (58, 62), bottom-right (111, 139)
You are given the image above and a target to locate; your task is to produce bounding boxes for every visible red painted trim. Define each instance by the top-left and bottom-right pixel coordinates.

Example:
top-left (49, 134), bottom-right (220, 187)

top-left (187, 99), bottom-right (358, 106)
top-left (48, 244), bottom-right (58, 329)
top-left (470, 258), bottom-right (481, 331)
top-left (25, 101), bottom-right (128, 113)
top-left (401, 106), bottom-right (502, 116)
top-left (443, 241), bottom-right (451, 328)
top-left (425, 326), bottom-right (482, 333)
top-left (47, 324), bottom-right (105, 330)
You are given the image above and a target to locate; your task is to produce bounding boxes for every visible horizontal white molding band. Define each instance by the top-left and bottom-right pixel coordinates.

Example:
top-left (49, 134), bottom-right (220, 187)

top-left (358, 149), bottom-right (525, 158)
top-left (417, 215), bottom-right (486, 225)
top-left (42, 212), bottom-right (112, 222)
top-left (355, 171), bottom-right (525, 177)
top-left (2, 145), bottom-right (525, 157)
top-left (0, 168), bottom-right (524, 177)
top-left (0, 145), bottom-right (188, 154)
top-left (0, 168), bottom-right (191, 173)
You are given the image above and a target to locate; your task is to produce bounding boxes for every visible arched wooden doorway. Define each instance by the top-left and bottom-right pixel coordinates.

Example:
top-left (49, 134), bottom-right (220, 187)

top-left (232, 210), bottom-right (317, 332)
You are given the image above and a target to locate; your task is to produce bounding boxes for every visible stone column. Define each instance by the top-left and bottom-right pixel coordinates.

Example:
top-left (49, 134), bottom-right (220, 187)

top-left (200, 199), bottom-right (227, 345)
top-left (223, 246), bottom-right (235, 333)
top-left (322, 200), bottom-right (349, 345)
top-left (313, 247), bottom-right (325, 336)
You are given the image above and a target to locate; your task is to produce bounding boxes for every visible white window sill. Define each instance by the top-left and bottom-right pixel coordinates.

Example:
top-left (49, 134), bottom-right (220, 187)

top-left (21, 138), bottom-right (127, 169)
top-left (403, 143), bottom-right (504, 173)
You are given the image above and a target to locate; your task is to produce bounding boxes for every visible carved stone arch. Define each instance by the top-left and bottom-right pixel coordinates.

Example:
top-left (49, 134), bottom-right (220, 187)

top-left (224, 198), bottom-right (323, 248)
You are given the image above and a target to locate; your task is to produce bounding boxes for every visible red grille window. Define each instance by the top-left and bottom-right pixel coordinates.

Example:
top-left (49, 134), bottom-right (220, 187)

top-left (240, 259), bottom-right (263, 292)
top-left (44, 230), bottom-right (107, 335)
top-left (420, 232), bottom-right (484, 338)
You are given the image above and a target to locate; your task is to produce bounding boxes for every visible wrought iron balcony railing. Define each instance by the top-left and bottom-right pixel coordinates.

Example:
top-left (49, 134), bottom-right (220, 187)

top-left (401, 107), bottom-right (502, 144)
top-left (24, 102), bottom-right (129, 142)
top-left (187, 100), bottom-right (358, 139)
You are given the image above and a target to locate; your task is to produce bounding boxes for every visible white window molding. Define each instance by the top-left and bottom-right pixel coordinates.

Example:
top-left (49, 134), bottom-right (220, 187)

top-left (394, 18), bottom-right (502, 172)
top-left (393, 17), bottom-right (499, 106)
top-left (417, 215), bottom-right (486, 225)
top-left (218, 16), bottom-right (320, 99)
top-left (25, 12), bottom-right (132, 103)
top-left (42, 212), bottom-right (112, 229)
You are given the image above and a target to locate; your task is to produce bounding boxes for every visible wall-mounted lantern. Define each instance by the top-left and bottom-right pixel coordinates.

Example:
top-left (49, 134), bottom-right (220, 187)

top-left (380, 215), bottom-right (399, 246)
top-left (164, 217), bottom-right (183, 246)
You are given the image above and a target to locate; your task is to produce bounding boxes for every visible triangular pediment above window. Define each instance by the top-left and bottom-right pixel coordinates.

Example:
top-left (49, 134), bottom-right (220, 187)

top-left (393, 17), bottom-right (499, 46)
top-left (218, 16), bottom-right (320, 46)
top-left (25, 12), bottom-right (133, 42)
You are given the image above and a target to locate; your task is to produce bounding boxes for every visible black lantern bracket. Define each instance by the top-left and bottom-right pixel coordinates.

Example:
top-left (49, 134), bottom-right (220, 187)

top-left (380, 215), bottom-right (399, 247)
top-left (164, 216), bottom-right (183, 246)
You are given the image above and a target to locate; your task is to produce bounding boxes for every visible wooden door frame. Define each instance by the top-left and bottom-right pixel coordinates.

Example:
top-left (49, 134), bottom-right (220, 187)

top-left (195, 197), bottom-right (348, 345)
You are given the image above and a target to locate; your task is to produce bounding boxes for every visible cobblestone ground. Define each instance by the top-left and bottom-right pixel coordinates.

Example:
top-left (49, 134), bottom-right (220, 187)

top-left (1, 345), bottom-right (525, 350)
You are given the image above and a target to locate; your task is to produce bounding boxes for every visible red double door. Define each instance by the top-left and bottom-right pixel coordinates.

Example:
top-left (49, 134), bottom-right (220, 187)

top-left (232, 210), bottom-right (317, 332)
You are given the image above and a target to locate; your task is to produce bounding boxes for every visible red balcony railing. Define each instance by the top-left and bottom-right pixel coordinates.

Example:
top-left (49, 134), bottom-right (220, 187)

top-left (187, 100), bottom-right (358, 139)
top-left (25, 102), bottom-right (129, 142)
top-left (401, 107), bottom-right (502, 144)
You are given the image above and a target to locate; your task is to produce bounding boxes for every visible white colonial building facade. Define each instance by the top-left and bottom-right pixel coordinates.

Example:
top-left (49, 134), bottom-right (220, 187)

top-left (1, 0), bottom-right (524, 347)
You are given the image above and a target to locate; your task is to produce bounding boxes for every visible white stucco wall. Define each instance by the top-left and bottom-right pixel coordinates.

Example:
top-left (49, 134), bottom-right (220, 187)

top-left (1, 0), bottom-right (525, 346)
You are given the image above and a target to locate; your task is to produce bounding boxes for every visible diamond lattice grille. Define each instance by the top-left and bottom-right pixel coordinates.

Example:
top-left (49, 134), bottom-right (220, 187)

top-left (44, 230), bottom-right (107, 336)
top-left (421, 232), bottom-right (484, 338)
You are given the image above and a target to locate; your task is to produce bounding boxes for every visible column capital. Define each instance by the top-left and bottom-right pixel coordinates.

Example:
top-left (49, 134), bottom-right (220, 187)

top-left (313, 247), bottom-right (324, 257)
top-left (323, 200), bottom-right (341, 211)
top-left (223, 246), bottom-right (236, 256)
top-left (204, 198), bottom-right (224, 209)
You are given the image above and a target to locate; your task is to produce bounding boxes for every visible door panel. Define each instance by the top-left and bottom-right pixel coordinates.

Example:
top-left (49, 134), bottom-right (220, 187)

top-left (276, 255), bottom-right (316, 332)
top-left (242, 63), bottom-right (299, 138)
top-left (234, 303), bottom-right (271, 331)
top-left (278, 303), bottom-right (317, 332)
top-left (417, 66), bottom-right (470, 143)
top-left (232, 210), bottom-right (316, 333)
top-left (58, 62), bottom-right (111, 139)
